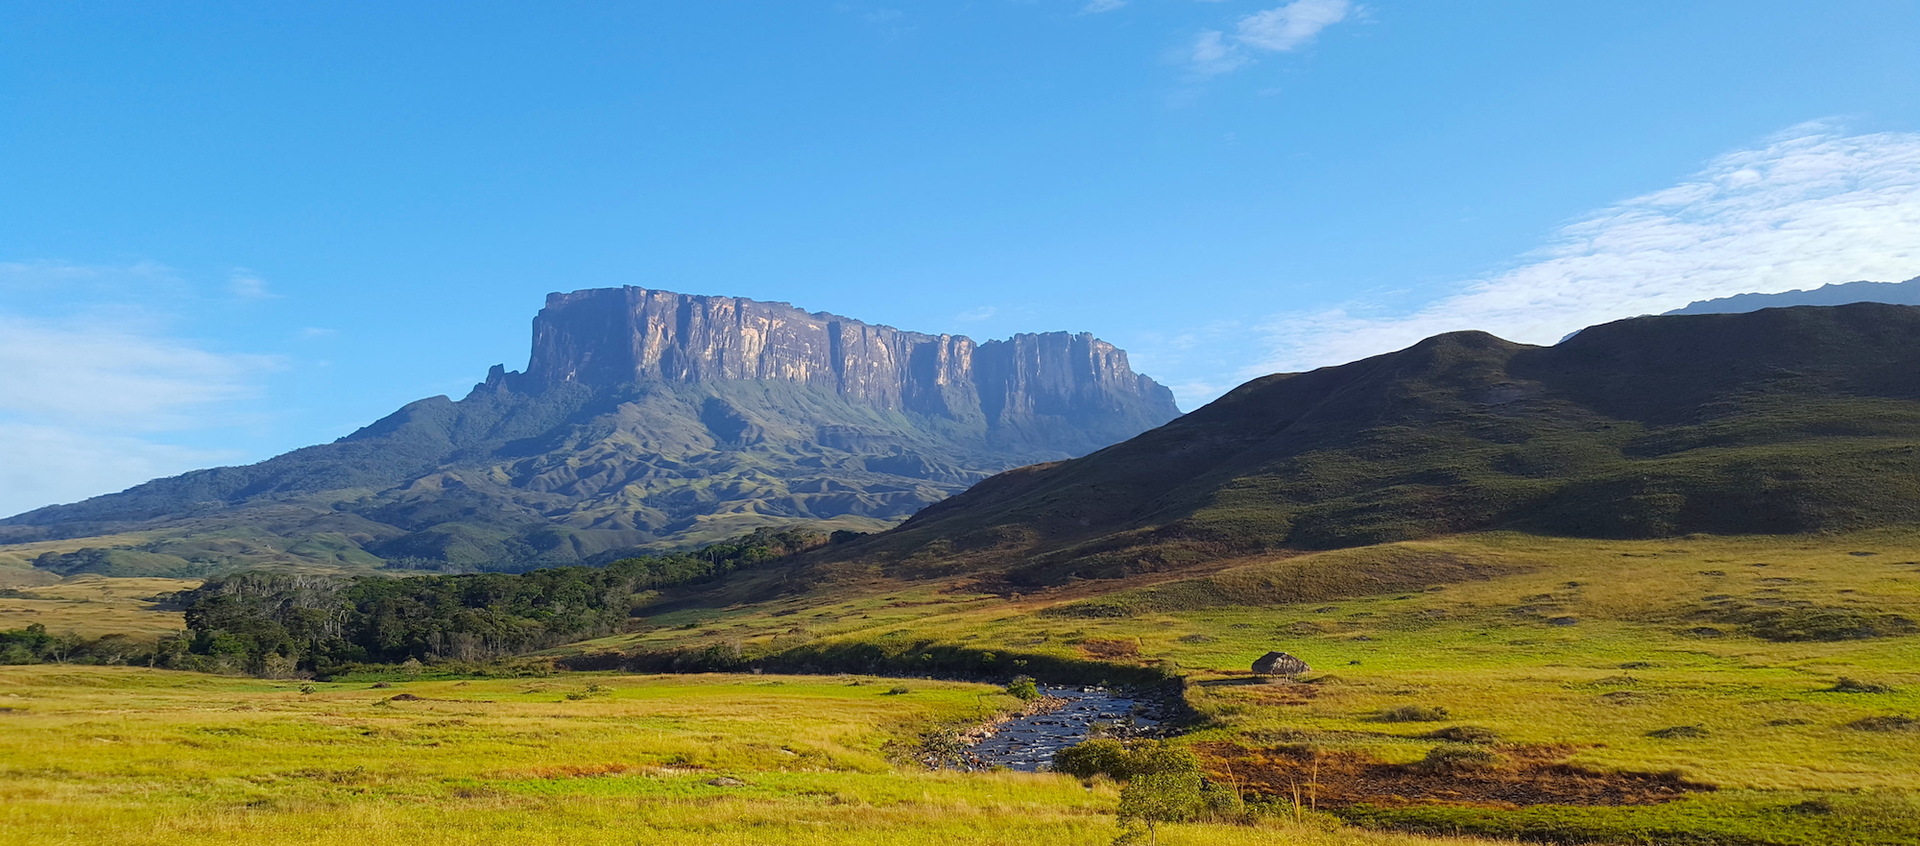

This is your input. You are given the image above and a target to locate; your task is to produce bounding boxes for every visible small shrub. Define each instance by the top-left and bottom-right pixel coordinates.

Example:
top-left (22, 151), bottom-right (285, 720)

top-left (564, 683), bottom-right (610, 701)
top-left (1053, 738), bottom-right (1127, 779)
top-left (1647, 724), bottom-right (1710, 739)
top-left (1425, 725), bottom-right (1500, 744)
top-left (1378, 705), bottom-right (1451, 723)
top-left (1847, 715), bottom-right (1919, 732)
top-left (1828, 677), bottom-right (1896, 694)
top-left (1197, 779), bottom-right (1246, 822)
top-left (1417, 744), bottom-right (1505, 773)
top-left (1004, 675), bottom-right (1040, 701)
top-left (884, 686), bottom-right (911, 696)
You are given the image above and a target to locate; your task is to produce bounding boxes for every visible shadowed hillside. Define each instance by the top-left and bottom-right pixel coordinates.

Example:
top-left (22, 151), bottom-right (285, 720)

top-left (808, 303), bottom-right (1920, 587)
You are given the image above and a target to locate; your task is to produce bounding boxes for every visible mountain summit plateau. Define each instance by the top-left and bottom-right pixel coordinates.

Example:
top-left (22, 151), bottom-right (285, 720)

top-left (0, 287), bottom-right (1180, 575)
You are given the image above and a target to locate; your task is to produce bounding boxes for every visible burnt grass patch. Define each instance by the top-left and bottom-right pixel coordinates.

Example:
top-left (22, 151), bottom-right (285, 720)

top-left (1195, 741), bottom-right (1710, 809)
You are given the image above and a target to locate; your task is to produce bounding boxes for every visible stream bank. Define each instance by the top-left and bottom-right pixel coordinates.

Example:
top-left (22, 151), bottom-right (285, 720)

top-left (958, 684), bottom-right (1172, 772)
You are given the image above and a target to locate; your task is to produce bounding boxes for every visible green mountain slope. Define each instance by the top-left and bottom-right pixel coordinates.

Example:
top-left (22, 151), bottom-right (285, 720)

top-left (0, 287), bottom-right (1179, 575)
top-left (814, 303), bottom-right (1920, 587)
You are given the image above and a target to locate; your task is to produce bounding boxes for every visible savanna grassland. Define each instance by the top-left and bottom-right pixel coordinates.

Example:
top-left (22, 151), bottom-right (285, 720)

top-left (566, 531), bottom-right (1920, 844)
top-left (5, 530), bottom-right (1919, 844)
top-left (0, 575), bottom-right (193, 638)
top-left (0, 666), bottom-right (1498, 846)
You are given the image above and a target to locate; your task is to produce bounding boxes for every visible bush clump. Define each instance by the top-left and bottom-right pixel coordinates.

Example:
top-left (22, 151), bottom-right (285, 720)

top-left (1647, 724), bottom-right (1710, 739)
top-left (1377, 705), bottom-right (1451, 723)
top-left (1828, 677), bottom-right (1897, 694)
top-left (1425, 725), bottom-right (1500, 744)
top-left (1004, 675), bottom-right (1040, 701)
top-left (1417, 744), bottom-right (1506, 773)
top-left (1848, 715), bottom-right (1919, 732)
top-left (1051, 738), bottom-right (1199, 781)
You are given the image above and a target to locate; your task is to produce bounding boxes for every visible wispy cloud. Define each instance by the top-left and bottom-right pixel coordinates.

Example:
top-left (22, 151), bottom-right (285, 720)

top-left (1082, 0), bottom-right (1127, 13)
top-left (1252, 122), bottom-right (1920, 376)
top-left (0, 261), bottom-right (280, 516)
top-left (1190, 0), bottom-right (1351, 76)
top-left (955, 306), bottom-right (999, 322)
top-left (228, 268), bottom-right (277, 299)
top-left (0, 315), bottom-right (276, 429)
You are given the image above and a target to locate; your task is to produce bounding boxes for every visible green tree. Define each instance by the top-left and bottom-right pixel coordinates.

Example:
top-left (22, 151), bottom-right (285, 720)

top-left (1115, 770), bottom-right (1203, 845)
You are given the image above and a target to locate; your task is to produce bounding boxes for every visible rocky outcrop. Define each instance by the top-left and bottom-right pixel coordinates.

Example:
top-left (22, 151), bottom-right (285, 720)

top-left (517, 287), bottom-right (1178, 448)
top-left (1, 286), bottom-right (1182, 571)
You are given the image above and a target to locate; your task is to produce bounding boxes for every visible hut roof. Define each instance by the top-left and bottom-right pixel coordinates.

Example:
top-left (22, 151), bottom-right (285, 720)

top-left (1251, 650), bottom-right (1310, 675)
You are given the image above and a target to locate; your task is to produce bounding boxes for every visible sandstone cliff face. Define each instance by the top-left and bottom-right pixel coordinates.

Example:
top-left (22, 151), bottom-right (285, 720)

top-left (1, 285), bottom-right (1182, 571)
top-left (518, 287), bottom-right (1179, 445)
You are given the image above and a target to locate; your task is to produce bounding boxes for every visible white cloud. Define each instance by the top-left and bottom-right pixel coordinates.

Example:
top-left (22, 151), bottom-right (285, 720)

top-left (0, 315), bottom-right (277, 430)
top-left (1082, 0), bottom-right (1126, 13)
top-left (1253, 122), bottom-right (1920, 376)
top-left (955, 306), bottom-right (999, 322)
top-left (1188, 30), bottom-right (1250, 76)
top-left (1236, 0), bottom-right (1350, 51)
top-left (0, 261), bottom-right (281, 516)
top-left (228, 269), bottom-right (277, 299)
top-left (1190, 0), bottom-right (1351, 76)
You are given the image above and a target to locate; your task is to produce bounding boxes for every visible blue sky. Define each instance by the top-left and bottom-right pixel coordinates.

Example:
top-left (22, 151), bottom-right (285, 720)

top-left (5, 1), bottom-right (1920, 516)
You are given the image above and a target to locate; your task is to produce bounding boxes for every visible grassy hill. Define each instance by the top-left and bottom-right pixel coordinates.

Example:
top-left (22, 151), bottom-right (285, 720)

top-left (808, 304), bottom-right (1920, 588)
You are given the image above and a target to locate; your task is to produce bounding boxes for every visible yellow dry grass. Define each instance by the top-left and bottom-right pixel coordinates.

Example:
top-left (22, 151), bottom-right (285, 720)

top-left (0, 576), bottom-right (193, 638)
top-left (0, 665), bottom-right (1502, 846)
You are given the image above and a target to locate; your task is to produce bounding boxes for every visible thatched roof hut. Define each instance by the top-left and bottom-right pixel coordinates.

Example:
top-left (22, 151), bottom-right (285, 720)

top-left (1251, 651), bottom-right (1309, 676)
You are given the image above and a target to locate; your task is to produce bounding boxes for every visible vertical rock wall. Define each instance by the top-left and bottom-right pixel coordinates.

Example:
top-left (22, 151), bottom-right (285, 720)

top-left (520, 286), bottom-right (1179, 448)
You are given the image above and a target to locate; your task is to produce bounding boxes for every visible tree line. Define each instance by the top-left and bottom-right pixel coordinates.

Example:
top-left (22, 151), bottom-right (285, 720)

top-left (1, 526), bottom-right (839, 676)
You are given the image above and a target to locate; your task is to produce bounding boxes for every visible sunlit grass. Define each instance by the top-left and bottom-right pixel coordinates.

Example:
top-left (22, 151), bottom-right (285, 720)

top-left (0, 666), bottom-right (1501, 846)
top-left (0, 575), bottom-right (194, 638)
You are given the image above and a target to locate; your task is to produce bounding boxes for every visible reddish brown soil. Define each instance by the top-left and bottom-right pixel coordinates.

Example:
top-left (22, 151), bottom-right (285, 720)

top-left (1197, 741), bottom-right (1711, 809)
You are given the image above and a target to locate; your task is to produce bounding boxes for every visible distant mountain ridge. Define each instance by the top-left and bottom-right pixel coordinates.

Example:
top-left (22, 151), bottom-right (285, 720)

top-left (0, 287), bottom-right (1179, 575)
top-left (1665, 275), bottom-right (1920, 315)
top-left (806, 303), bottom-right (1920, 588)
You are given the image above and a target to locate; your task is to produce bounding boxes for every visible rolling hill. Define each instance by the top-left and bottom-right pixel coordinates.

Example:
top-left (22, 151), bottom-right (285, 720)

top-left (806, 303), bottom-right (1920, 588)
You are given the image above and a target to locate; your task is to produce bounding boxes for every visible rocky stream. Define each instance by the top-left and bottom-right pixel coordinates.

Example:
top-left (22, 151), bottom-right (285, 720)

top-left (960, 684), bottom-right (1170, 772)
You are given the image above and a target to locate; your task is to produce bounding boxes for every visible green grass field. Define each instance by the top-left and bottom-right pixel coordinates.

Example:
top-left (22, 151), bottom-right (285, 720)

top-left (568, 531), bottom-right (1920, 844)
top-left (0, 666), bottom-right (1496, 846)
top-left (8, 530), bottom-right (1920, 844)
